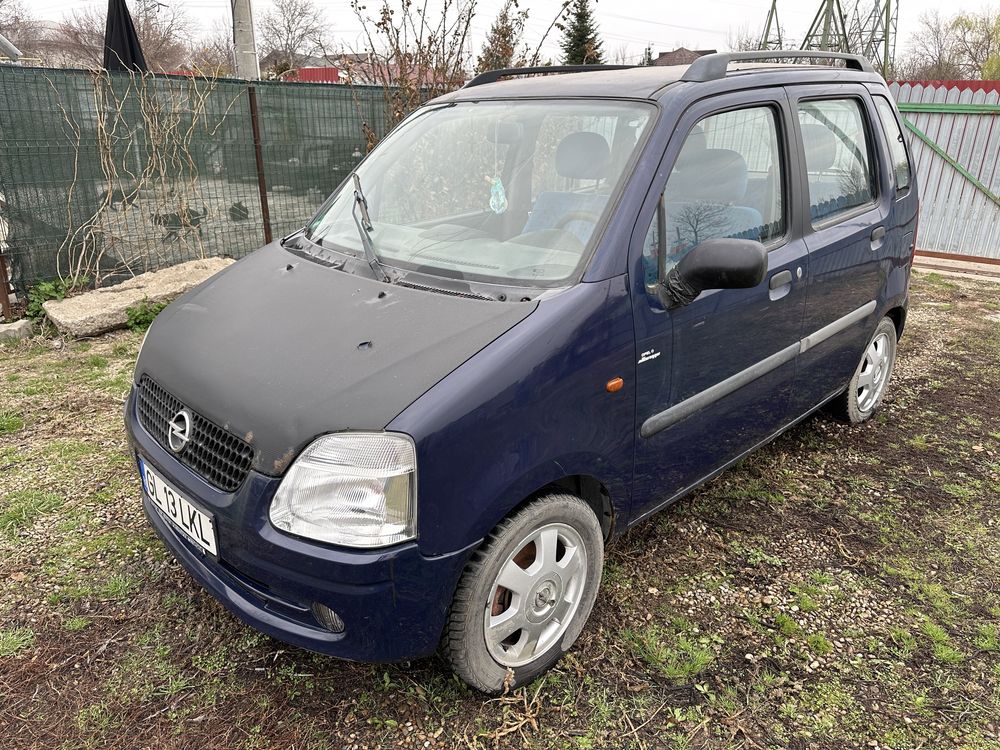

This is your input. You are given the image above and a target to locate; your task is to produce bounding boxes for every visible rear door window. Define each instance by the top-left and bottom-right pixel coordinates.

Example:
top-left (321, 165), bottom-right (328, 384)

top-left (873, 96), bottom-right (912, 193)
top-left (798, 98), bottom-right (877, 223)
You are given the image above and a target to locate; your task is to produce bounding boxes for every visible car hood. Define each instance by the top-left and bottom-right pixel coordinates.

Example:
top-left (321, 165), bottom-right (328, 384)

top-left (135, 242), bottom-right (536, 475)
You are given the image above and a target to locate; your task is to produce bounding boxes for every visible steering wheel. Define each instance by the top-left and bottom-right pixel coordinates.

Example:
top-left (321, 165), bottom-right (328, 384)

top-left (554, 210), bottom-right (602, 232)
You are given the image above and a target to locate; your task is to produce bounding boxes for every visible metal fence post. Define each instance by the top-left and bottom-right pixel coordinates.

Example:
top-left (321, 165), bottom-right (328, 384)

top-left (0, 251), bottom-right (12, 321)
top-left (247, 85), bottom-right (273, 245)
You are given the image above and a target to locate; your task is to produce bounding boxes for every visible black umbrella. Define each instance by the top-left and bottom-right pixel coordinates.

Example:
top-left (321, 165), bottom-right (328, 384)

top-left (103, 0), bottom-right (148, 72)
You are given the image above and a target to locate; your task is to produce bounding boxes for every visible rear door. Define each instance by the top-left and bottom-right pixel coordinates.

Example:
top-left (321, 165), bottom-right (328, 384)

top-left (871, 93), bottom-right (919, 271)
top-left (630, 90), bottom-right (809, 521)
top-left (786, 86), bottom-right (888, 413)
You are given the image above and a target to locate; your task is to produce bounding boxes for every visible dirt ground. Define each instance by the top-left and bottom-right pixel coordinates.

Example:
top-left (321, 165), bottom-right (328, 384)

top-left (1, 271), bottom-right (998, 750)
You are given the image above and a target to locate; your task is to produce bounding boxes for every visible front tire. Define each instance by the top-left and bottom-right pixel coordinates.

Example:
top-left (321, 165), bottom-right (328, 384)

top-left (831, 316), bottom-right (898, 424)
top-left (442, 493), bottom-right (604, 693)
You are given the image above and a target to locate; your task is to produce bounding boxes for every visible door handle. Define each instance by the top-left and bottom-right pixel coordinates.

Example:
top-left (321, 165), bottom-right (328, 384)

top-left (768, 269), bottom-right (793, 290)
top-left (871, 226), bottom-right (886, 243)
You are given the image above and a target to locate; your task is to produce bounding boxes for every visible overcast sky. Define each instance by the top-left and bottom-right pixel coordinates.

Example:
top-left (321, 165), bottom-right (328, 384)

top-left (29, 0), bottom-right (964, 63)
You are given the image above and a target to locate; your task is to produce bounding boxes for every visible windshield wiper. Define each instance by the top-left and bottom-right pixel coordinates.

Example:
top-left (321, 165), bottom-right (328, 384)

top-left (351, 173), bottom-right (391, 284)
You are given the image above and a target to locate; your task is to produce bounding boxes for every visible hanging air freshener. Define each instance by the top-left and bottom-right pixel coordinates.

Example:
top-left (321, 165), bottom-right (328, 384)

top-left (489, 176), bottom-right (508, 215)
top-left (487, 122), bottom-right (508, 215)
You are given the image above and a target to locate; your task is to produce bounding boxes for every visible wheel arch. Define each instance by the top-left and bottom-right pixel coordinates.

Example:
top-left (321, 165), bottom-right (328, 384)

top-left (494, 473), bottom-right (617, 543)
top-left (885, 304), bottom-right (907, 339)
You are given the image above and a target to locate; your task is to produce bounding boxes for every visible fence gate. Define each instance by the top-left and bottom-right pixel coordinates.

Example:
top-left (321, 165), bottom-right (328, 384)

top-left (890, 80), bottom-right (1000, 265)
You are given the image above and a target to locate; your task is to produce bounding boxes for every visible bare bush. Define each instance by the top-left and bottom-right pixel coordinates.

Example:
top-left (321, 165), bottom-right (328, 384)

top-left (47, 71), bottom-right (243, 284)
top-left (347, 0), bottom-right (475, 127)
top-left (188, 21), bottom-right (237, 77)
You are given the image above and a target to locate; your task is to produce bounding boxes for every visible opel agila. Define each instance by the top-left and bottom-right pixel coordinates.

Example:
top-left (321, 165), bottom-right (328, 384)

top-left (126, 52), bottom-right (919, 692)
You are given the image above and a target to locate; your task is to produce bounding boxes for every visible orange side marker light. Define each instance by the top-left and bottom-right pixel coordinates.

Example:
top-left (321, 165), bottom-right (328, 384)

top-left (606, 377), bottom-right (624, 393)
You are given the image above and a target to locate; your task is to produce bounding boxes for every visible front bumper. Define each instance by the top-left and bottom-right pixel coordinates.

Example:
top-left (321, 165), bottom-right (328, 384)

top-left (125, 388), bottom-right (476, 662)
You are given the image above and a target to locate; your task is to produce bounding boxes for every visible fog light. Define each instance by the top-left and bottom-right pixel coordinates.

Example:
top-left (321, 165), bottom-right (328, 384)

top-left (311, 602), bottom-right (345, 633)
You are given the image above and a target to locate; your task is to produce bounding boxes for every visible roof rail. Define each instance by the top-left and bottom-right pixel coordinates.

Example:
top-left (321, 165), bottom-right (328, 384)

top-left (464, 64), bottom-right (635, 89)
top-left (681, 50), bottom-right (875, 83)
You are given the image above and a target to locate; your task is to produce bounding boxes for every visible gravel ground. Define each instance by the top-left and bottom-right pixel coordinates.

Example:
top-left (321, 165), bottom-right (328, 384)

top-left (0, 270), bottom-right (998, 750)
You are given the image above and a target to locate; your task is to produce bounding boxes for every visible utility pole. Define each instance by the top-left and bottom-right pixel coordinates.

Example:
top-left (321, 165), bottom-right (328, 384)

top-left (0, 31), bottom-right (21, 63)
top-left (231, 0), bottom-right (260, 80)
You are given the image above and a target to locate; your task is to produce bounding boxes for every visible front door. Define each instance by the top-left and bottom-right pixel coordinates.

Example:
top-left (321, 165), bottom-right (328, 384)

top-left (630, 92), bottom-right (809, 521)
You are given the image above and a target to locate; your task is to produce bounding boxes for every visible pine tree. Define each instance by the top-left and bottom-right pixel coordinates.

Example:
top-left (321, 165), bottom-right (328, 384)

top-left (560, 0), bottom-right (605, 65)
top-left (475, 0), bottom-right (529, 74)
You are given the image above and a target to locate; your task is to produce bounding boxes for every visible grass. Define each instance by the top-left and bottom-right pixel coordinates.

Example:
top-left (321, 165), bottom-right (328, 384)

top-left (0, 409), bottom-right (24, 435)
top-left (1, 489), bottom-right (63, 536)
top-left (806, 633), bottom-right (833, 656)
top-left (0, 275), bottom-right (999, 748)
top-left (623, 621), bottom-right (717, 680)
top-left (0, 626), bottom-right (35, 657)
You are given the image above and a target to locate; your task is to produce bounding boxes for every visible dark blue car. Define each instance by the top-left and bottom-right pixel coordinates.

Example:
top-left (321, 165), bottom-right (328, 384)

top-left (125, 52), bottom-right (918, 692)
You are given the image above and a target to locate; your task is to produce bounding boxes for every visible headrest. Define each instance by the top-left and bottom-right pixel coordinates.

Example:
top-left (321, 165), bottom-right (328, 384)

top-left (556, 132), bottom-right (611, 180)
top-left (668, 148), bottom-right (749, 204)
top-left (675, 125), bottom-right (706, 168)
top-left (489, 120), bottom-right (523, 145)
top-left (800, 123), bottom-right (838, 170)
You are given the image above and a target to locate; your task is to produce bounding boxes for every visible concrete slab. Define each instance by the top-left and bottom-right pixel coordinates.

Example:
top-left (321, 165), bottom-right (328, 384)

top-left (43, 258), bottom-right (234, 337)
top-left (0, 318), bottom-right (33, 342)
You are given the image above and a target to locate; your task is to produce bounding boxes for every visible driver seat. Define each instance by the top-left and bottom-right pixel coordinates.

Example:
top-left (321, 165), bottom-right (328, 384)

top-left (522, 132), bottom-right (612, 245)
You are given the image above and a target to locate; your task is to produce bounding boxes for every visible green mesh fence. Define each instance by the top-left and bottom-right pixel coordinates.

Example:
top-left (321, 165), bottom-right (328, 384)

top-left (0, 66), bottom-right (390, 295)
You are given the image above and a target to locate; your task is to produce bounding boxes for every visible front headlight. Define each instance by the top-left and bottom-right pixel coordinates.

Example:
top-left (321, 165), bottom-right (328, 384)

top-left (269, 432), bottom-right (417, 548)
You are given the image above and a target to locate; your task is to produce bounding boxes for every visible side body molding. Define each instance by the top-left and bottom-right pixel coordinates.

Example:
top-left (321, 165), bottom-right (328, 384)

top-left (640, 300), bottom-right (878, 438)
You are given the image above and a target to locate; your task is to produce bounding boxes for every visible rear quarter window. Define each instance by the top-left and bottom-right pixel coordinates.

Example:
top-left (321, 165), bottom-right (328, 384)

top-left (874, 95), bottom-right (912, 193)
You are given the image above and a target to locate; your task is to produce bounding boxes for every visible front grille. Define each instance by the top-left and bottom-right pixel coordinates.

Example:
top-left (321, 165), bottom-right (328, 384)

top-left (136, 375), bottom-right (254, 492)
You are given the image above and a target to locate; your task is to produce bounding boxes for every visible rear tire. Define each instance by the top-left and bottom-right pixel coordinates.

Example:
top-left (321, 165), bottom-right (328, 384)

top-left (442, 493), bottom-right (603, 694)
top-left (831, 316), bottom-right (897, 424)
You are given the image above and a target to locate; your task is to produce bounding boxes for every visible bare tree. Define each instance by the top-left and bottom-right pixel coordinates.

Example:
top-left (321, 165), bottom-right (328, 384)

top-left (0, 0), bottom-right (35, 55)
top-left (188, 20), bottom-right (236, 77)
top-left (726, 24), bottom-right (761, 52)
top-left (47, 0), bottom-right (192, 71)
top-left (610, 42), bottom-right (631, 65)
top-left (475, 0), bottom-right (529, 74)
top-left (896, 11), bottom-right (963, 80)
top-left (257, 0), bottom-right (330, 76)
top-left (671, 203), bottom-right (731, 248)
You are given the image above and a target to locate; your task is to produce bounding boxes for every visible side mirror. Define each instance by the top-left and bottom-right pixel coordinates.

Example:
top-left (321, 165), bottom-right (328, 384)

top-left (658, 238), bottom-right (767, 308)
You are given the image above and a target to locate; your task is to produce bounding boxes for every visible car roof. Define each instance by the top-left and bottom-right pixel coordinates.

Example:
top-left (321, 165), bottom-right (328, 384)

top-left (438, 56), bottom-right (885, 104)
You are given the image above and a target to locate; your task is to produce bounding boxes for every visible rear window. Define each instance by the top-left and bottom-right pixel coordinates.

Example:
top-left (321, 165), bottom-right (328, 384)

top-left (798, 98), bottom-right (877, 223)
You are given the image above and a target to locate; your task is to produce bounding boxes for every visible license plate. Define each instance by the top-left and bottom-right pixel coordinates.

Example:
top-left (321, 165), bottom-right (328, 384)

top-left (139, 457), bottom-right (218, 555)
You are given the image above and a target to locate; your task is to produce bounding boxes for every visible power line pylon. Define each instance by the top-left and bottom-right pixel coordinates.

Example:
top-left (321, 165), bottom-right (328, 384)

top-left (800, 0), bottom-right (853, 54)
top-left (847, 0), bottom-right (899, 76)
top-left (759, 0), bottom-right (784, 50)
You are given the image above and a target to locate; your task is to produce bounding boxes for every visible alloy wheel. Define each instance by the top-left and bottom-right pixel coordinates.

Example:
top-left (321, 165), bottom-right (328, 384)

top-left (483, 522), bottom-right (588, 668)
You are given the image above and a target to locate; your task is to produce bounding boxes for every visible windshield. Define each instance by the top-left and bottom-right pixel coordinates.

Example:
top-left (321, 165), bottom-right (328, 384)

top-left (303, 99), bottom-right (654, 288)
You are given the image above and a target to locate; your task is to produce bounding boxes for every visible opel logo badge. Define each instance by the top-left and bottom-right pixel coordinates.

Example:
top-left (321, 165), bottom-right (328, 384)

top-left (167, 409), bottom-right (193, 454)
